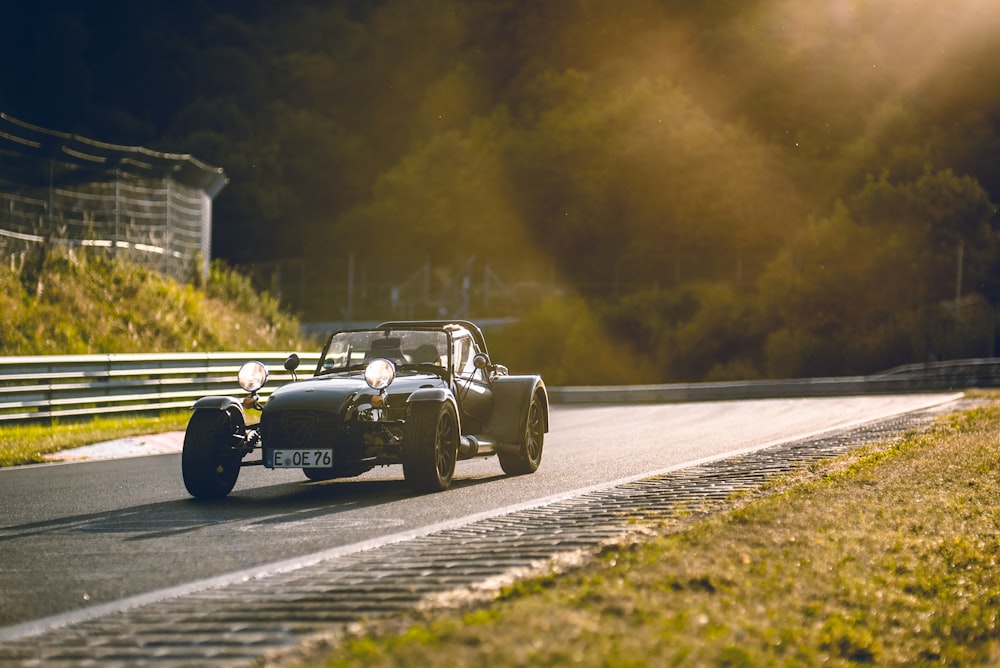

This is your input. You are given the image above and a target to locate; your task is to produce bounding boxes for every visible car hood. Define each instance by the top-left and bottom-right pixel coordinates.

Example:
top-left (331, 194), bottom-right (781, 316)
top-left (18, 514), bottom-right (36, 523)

top-left (263, 371), bottom-right (447, 413)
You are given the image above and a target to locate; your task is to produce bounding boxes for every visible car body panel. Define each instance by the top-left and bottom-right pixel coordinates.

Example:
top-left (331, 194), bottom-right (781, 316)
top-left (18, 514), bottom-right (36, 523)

top-left (487, 375), bottom-right (549, 445)
top-left (191, 395), bottom-right (246, 416)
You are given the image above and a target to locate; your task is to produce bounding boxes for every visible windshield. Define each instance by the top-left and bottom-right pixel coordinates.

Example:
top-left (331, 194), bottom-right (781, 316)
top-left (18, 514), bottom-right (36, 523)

top-left (317, 329), bottom-right (450, 374)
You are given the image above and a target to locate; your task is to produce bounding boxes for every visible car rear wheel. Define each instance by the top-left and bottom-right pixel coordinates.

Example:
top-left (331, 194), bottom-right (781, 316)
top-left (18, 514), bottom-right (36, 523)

top-left (182, 410), bottom-right (242, 499)
top-left (499, 393), bottom-right (544, 476)
top-left (403, 402), bottom-right (458, 493)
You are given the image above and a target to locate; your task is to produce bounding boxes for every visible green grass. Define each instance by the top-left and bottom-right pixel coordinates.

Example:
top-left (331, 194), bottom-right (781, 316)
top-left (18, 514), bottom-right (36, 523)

top-left (0, 412), bottom-right (190, 466)
top-left (0, 248), bottom-right (312, 356)
top-left (0, 247), bottom-right (312, 466)
top-left (293, 395), bottom-right (1000, 667)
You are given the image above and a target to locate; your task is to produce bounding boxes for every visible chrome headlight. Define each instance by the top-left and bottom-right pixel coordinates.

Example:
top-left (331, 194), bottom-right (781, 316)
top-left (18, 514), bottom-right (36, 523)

top-left (364, 358), bottom-right (395, 390)
top-left (238, 361), bottom-right (269, 393)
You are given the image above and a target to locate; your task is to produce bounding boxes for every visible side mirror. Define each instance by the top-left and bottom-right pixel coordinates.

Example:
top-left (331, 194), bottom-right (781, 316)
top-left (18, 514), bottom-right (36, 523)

top-left (473, 353), bottom-right (489, 370)
top-left (284, 353), bottom-right (300, 382)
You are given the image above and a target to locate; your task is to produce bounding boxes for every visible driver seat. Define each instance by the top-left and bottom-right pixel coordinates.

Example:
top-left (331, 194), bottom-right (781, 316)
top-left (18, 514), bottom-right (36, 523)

top-left (366, 337), bottom-right (406, 363)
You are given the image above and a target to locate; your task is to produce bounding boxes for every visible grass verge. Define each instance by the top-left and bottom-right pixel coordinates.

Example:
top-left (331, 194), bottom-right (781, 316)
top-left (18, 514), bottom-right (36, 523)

top-left (0, 412), bottom-right (190, 467)
top-left (294, 395), bottom-right (1000, 667)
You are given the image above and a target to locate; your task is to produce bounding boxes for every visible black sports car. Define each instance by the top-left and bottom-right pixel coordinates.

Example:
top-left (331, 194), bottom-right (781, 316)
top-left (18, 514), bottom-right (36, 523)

top-left (182, 320), bottom-right (548, 498)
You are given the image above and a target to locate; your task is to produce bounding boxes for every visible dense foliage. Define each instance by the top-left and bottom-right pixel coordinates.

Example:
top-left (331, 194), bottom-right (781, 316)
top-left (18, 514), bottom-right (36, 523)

top-left (2, 0), bottom-right (998, 380)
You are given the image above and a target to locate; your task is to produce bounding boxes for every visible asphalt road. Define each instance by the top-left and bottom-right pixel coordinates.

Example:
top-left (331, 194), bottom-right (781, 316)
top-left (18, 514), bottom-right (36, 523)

top-left (0, 394), bottom-right (960, 630)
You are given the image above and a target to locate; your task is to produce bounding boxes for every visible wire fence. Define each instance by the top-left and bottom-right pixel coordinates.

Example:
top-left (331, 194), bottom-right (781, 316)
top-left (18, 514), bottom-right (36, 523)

top-left (0, 112), bottom-right (225, 282)
top-left (0, 177), bottom-right (210, 281)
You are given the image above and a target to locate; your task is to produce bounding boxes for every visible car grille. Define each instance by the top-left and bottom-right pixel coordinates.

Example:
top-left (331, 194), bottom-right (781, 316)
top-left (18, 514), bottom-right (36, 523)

top-left (261, 410), bottom-right (342, 450)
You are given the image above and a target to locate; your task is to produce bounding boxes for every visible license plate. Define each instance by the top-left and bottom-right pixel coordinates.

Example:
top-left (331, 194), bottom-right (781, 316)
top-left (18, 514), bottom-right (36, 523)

top-left (272, 449), bottom-right (333, 468)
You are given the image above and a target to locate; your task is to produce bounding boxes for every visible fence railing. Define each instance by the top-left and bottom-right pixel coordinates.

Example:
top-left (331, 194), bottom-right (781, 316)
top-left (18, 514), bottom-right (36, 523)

top-left (548, 358), bottom-right (1000, 403)
top-left (0, 352), bottom-right (320, 423)
top-left (0, 354), bottom-right (997, 424)
top-left (0, 112), bottom-right (227, 283)
top-left (0, 180), bottom-right (211, 282)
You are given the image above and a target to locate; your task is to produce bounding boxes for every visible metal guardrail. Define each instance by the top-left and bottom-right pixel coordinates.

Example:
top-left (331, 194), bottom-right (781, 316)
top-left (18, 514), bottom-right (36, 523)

top-left (548, 357), bottom-right (1000, 403)
top-left (0, 352), bottom-right (320, 423)
top-left (0, 354), bottom-right (997, 424)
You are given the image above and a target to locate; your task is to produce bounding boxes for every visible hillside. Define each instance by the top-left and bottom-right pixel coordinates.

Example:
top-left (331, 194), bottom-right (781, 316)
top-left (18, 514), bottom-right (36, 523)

top-left (1, 1), bottom-right (998, 379)
top-left (0, 248), bottom-right (310, 356)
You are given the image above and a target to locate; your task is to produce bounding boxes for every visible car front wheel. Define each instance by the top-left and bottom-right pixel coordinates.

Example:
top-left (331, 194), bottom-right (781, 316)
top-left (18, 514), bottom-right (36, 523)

top-left (499, 393), bottom-right (544, 476)
top-left (182, 410), bottom-right (242, 499)
top-left (403, 401), bottom-right (458, 493)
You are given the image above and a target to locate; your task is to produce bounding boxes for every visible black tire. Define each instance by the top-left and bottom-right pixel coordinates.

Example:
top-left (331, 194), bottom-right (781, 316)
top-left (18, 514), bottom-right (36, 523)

top-left (402, 402), bottom-right (458, 493)
top-left (499, 393), bottom-right (544, 476)
top-left (182, 410), bottom-right (242, 499)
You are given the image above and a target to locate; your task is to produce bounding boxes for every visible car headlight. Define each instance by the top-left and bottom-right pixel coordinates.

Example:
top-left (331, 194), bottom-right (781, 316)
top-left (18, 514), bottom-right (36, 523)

top-left (364, 358), bottom-right (395, 390)
top-left (238, 361), bottom-right (269, 393)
